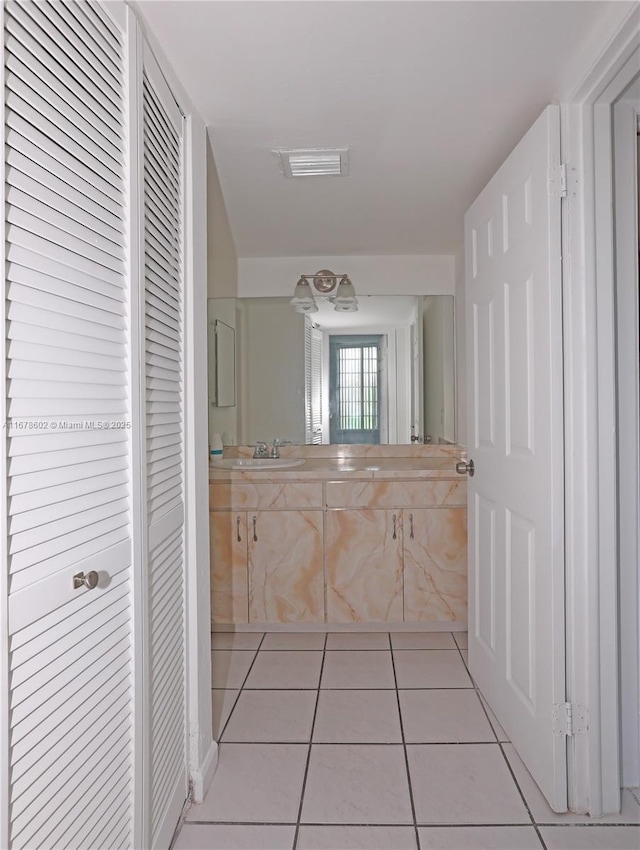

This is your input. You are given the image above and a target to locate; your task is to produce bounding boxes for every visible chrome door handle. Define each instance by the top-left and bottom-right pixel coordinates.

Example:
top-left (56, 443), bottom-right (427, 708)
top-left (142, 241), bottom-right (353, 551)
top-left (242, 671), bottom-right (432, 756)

top-left (392, 513), bottom-right (397, 540)
top-left (236, 515), bottom-right (242, 543)
top-left (252, 515), bottom-right (258, 542)
top-left (73, 570), bottom-right (99, 590)
top-left (455, 459), bottom-right (475, 477)
top-left (409, 513), bottom-right (414, 540)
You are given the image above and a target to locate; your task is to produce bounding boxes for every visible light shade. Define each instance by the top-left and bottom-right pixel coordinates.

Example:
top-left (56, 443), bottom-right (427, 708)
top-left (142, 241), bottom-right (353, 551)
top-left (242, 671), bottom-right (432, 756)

top-left (290, 278), bottom-right (319, 314)
top-left (332, 276), bottom-right (358, 310)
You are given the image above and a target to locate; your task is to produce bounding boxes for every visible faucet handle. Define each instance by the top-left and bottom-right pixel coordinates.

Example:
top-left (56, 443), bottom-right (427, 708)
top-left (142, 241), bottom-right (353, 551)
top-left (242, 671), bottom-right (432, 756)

top-left (253, 441), bottom-right (268, 458)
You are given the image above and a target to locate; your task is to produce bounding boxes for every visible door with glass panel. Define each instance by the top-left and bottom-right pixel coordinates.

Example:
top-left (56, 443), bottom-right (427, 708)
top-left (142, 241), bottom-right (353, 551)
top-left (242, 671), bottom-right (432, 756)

top-left (329, 334), bottom-right (384, 444)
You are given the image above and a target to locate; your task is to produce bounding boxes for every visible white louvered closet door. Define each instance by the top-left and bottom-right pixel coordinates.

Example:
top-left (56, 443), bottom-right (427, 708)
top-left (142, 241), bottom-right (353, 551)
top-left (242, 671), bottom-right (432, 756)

top-left (4, 2), bottom-right (134, 849)
top-left (141, 46), bottom-right (188, 850)
top-left (304, 320), bottom-right (323, 444)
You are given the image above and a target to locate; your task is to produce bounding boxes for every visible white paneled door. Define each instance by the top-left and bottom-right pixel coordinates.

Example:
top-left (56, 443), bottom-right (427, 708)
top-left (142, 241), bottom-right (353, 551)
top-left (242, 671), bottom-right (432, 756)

top-left (4, 2), bottom-right (134, 847)
top-left (465, 106), bottom-right (567, 811)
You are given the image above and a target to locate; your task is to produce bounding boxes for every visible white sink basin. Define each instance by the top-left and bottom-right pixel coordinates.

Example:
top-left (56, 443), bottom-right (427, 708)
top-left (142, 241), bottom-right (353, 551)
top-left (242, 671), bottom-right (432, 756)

top-left (211, 458), bottom-right (305, 470)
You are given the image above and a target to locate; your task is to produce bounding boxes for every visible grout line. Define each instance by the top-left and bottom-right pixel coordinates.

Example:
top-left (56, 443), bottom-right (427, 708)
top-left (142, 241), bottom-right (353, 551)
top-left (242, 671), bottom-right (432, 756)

top-left (185, 818), bottom-right (640, 827)
top-left (215, 634), bottom-right (266, 742)
top-left (497, 739), bottom-right (544, 841)
top-left (389, 631), bottom-right (421, 850)
top-left (292, 631), bottom-right (327, 850)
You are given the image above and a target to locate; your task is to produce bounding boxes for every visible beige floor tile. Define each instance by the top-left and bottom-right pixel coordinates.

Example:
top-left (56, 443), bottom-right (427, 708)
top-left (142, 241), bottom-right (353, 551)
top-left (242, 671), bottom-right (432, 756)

top-left (393, 649), bottom-right (472, 689)
top-left (211, 650), bottom-right (256, 689)
top-left (174, 823), bottom-right (296, 850)
top-left (454, 631), bottom-right (469, 649)
top-left (261, 632), bottom-right (326, 650)
top-left (211, 632), bottom-right (264, 650)
top-left (539, 826), bottom-right (640, 849)
top-left (504, 744), bottom-right (640, 824)
top-left (326, 632), bottom-right (390, 650)
top-left (222, 690), bottom-right (316, 742)
top-left (186, 743), bottom-right (307, 823)
top-left (399, 689), bottom-right (495, 743)
top-left (391, 632), bottom-right (457, 650)
top-left (297, 825), bottom-right (417, 849)
top-left (313, 689), bottom-right (402, 743)
top-left (321, 651), bottom-right (396, 689)
top-left (244, 650), bottom-right (323, 689)
top-left (301, 744), bottom-right (413, 824)
top-left (478, 692), bottom-right (510, 741)
top-left (212, 689), bottom-right (239, 739)
top-left (419, 826), bottom-right (542, 849)
top-left (408, 744), bottom-right (530, 824)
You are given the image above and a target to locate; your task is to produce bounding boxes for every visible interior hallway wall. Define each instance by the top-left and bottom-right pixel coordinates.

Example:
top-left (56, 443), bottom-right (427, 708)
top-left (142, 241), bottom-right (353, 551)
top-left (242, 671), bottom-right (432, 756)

top-left (207, 136), bottom-right (239, 445)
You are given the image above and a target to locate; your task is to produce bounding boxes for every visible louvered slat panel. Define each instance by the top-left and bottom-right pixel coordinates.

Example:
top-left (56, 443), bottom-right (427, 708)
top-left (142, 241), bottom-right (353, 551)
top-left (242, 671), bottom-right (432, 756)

top-left (143, 57), bottom-right (187, 846)
top-left (5, 4), bottom-right (133, 847)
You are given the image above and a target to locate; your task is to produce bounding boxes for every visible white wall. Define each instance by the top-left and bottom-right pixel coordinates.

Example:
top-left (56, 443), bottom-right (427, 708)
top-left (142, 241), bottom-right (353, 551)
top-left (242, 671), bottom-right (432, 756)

top-left (238, 299), bottom-right (306, 444)
top-left (207, 136), bottom-right (237, 299)
top-left (238, 254), bottom-right (455, 297)
top-left (207, 139), bottom-right (239, 447)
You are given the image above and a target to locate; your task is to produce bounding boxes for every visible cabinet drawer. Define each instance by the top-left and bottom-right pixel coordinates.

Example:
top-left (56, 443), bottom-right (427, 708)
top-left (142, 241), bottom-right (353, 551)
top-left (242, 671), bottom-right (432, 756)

top-left (325, 479), bottom-right (466, 509)
top-left (210, 481), bottom-right (323, 510)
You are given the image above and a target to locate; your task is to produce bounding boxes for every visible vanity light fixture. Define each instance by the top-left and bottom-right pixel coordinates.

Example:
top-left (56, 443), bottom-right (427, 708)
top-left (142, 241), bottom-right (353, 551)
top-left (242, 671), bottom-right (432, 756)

top-left (290, 270), bottom-right (358, 314)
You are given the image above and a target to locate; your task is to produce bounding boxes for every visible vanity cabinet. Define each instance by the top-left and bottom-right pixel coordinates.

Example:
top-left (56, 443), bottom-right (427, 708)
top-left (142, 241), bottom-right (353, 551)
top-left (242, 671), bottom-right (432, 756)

top-left (325, 507), bottom-right (467, 623)
top-left (210, 480), bottom-right (325, 624)
top-left (210, 465), bottom-right (468, 626)
top-left (211, 511), bottom-right (249, 623)
top-left (248, 510), bottom-right (324, 623)
top-left (403, 508), bottom-right (467, 622)
top-left (326, 509), bottom-right (403, 622)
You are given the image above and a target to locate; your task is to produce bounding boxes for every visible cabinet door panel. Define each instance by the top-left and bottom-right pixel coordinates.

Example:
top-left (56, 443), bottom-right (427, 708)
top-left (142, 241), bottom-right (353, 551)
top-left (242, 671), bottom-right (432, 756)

top-left (211, 513), bottom-right (248, 624)
top-left (404, 508), bottom-right (467, 622)
top-left (249, 510), bottom-right (324, 623)
top-left (326, 509), bottom-right (403, 622)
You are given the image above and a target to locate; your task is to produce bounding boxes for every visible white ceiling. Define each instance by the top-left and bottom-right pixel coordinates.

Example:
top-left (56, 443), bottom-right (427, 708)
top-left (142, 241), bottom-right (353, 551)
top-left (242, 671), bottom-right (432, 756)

top-left (137, 0), bottom-right (613, 258)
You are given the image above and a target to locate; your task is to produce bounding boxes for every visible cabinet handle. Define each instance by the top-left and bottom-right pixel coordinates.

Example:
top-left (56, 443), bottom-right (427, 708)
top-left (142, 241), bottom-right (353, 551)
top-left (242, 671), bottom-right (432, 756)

top-left (409, 513), bottom-right (414, 540)
top-left (392, 513), bottom-right (397, 540)
top-left (252, 515), bottom-right (258, 542)
top-left (236, 515), bottom-right (241, 543)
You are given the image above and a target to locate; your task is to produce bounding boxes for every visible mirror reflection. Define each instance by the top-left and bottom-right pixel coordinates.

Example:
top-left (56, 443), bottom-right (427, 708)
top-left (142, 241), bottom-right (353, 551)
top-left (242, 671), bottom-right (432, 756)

top-left (208, 295), bottom-right (455, 446)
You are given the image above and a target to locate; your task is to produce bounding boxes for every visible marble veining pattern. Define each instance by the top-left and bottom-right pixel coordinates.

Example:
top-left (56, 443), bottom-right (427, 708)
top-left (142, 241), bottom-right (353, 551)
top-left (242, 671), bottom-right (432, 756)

top-left (404, 508), bottom-right (468, 622)
top-left (210, 481), bottom-right (323, 510)
top-left (249, 510), bottom-right (324, 623)
top-left (210, 512), bottom-right (248, 624)
top-left (325, 479), bottom-right (466, 509)
top-left (326, 509), bottom-right (403, 622)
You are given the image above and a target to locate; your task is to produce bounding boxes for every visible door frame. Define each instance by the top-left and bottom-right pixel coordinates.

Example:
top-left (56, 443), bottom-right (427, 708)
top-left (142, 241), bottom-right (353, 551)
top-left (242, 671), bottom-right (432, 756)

top-left (561, 5), bottom-right (640, 815)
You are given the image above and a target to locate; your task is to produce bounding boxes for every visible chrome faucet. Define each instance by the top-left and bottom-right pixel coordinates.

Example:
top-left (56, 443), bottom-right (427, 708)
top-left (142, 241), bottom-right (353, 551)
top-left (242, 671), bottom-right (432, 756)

top-left (253, 441), bottom-right (268, 458)
top-left (270, 439), bottom-right (282, 459)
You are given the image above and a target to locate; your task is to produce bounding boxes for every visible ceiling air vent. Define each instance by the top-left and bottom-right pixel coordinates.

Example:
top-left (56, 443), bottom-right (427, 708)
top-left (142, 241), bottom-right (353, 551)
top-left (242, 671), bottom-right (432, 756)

top-left (276, 148), bottom-right (349, 178)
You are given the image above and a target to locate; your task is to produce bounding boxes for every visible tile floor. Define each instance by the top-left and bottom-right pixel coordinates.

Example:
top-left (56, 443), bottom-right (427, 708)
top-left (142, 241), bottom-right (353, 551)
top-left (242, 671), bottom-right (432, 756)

top-left (174, 631), bottom-right (640, 850)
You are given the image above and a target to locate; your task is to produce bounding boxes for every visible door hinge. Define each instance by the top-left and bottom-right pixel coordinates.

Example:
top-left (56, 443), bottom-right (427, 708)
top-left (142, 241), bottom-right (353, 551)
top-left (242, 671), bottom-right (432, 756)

top-left (548, 163), bottom-right (567, 198)
top-left (553, 702), bottom-right (587, 737)
top-left (548, 163), bottom-right (579, 199)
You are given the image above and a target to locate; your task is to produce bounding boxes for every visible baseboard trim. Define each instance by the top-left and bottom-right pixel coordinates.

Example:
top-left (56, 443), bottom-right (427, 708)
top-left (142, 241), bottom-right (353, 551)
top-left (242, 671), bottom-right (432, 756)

top-left (190, 740), bottom-right (218, 804)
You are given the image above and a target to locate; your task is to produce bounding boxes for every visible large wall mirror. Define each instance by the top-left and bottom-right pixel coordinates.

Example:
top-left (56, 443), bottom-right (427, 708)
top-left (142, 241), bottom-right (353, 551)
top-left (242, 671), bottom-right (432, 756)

top-left (208, 295), bottom-right (455, 446)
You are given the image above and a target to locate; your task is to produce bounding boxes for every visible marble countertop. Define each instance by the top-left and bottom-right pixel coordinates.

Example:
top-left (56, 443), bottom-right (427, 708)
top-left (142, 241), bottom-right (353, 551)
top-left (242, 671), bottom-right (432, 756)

top-left (209, 456), bottom-right (466, 482)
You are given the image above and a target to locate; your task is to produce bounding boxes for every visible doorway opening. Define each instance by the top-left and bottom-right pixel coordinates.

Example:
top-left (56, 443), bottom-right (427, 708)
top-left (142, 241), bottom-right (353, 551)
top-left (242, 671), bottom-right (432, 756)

top-left (328, 334), bottom-right (386, 444)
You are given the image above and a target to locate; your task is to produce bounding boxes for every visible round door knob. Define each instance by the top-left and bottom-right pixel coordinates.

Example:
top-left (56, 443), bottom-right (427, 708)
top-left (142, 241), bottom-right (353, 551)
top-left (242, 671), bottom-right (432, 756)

top-left (73, 570), bottom-right (100, 590)
top-left (455, 459), bottom-right (475, 477)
